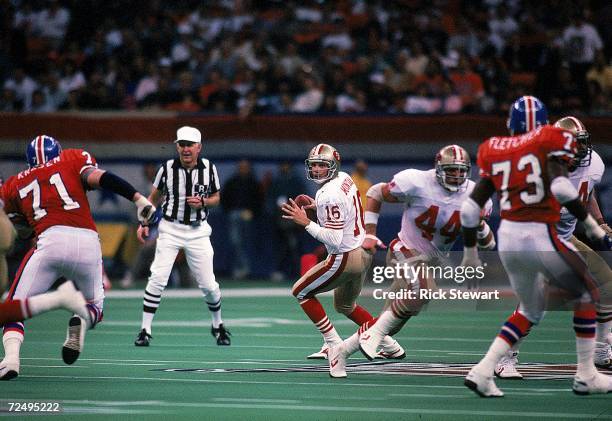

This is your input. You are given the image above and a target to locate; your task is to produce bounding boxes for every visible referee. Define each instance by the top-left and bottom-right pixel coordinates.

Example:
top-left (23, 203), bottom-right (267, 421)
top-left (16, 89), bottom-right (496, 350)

top-left (134, 126), bottom-right (230, 346)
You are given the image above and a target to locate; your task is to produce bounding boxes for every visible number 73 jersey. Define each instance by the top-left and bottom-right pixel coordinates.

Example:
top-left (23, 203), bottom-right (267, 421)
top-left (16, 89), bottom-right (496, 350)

top-left (389, 168), bottom-right (492, 254)
top-left (477, 125), bottom-right (577, 223)
top-left (1, 149), bottom-right (98, 236)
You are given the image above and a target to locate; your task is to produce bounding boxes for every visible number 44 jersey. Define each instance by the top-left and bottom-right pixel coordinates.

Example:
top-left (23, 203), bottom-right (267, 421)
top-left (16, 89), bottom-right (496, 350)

top-left (477, 125), bottom-right (577, 224)
top-left (1, 149), bottom-right (98, 236)
top-left (389, 168), bottom-right (493, 255)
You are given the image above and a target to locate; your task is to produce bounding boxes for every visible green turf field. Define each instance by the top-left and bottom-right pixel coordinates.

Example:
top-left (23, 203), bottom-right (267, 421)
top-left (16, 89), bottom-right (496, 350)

top-left (1, 286), bottom-right (610, 420)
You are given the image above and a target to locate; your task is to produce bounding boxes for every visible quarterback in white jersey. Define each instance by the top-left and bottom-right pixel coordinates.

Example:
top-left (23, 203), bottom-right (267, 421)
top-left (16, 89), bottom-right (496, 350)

top-left (494, 116), bottom-right (612, 379)
top-left (328, 145), bottom-right (496, 377)
top-left (282, 144), bottom-right (404, 360)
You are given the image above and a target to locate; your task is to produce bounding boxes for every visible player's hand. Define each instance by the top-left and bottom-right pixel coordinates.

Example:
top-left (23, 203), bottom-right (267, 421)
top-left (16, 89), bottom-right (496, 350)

top-left (460, 247), bottom-right (482, 290)
top-left (135, 195), bottom-right (156, 224)
top-left (601, 223), bottom-right (612, 236)
top-left (362, 234), bottom-right (386, 253)
top-left (136, 224), bottom-right (149, 244)
top-left (281, 198), bottom-right (311, 227)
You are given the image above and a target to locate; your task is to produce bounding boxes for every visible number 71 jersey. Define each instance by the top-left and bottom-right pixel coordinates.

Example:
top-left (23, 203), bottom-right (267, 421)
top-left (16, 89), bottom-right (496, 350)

top-left (389, 168), bottom-right (492, 254)
top-left (1, 149), bottom-right (98, 236)
top-left (477, 125), bottom-right (577, 223)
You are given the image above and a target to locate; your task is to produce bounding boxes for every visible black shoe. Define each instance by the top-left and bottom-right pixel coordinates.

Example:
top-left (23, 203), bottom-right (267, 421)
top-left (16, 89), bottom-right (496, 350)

top-left (211, 324), bottom-right (231, 346)
top-left (134, 329), bottom-right (152, 346)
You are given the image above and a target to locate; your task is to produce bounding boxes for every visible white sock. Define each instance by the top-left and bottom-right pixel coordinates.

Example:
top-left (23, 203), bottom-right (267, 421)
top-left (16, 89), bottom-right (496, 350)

top-left (343, 332), bottom-right (360, 355)
top-left (2, 331), bottom-right (23, 361)
top-left (203, 288), bottom-right (223, 328)
top-left (595, 320), bottom-right (611, 344)
top-left (478, 337), bottom-right (511, 374)
top-left (141, 312), bottom-right (155, 335)
top-left (576, 336), bottom-right (598, 378)
top-left (371, 310), bottom-right (402, 337)
top-left (323, 327), bottom-right (342, 346)
top-left (27, 290), bottom-right (63, 317)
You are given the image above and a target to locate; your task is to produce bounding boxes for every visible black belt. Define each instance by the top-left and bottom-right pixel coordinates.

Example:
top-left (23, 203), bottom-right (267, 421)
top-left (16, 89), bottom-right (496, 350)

top-left (163, 215), bottom-right (202, 227)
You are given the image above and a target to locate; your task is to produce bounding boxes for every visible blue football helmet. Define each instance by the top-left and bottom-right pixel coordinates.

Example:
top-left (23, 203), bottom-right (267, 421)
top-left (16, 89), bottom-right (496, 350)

top-left (506, 96), bottom-right (548, 135)
top-left (26, 135), bottom-right (62, 168)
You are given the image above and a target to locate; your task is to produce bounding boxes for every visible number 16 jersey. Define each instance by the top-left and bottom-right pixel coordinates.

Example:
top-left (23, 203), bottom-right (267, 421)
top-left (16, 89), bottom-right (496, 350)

top-left (1, 149), bottom-right (98, 236)
top-left (389, 168), bottom-right (492, 255)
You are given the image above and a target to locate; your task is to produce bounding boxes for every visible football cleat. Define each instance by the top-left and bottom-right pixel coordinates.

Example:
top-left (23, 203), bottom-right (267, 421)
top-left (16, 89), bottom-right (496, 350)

top-left (328, 343), bottom-right (348, 378)
top-left (359, 328), bottom-right (385, 361)
top-left (307, 343), bottom-right (329, 360)
top-left (62, 316), bottom-right (87, 364)
top-left (594, 342), bottom-right (611, 369)
top-left (572, 372), bottom-right (612, 395)
top-left (56, 281), bottom-right (90, 322)
top-left (465, 365), bottom-right (504, 397)
top-left (0, 358), bottom-right (19, 381)
top-left (211, 324), bottom-right (231, 346)
top-left (375, 336), bottom-right (406, 360)
top-left (494, 351), bottom-right (523, 379)
top-left (134, 329), bottom-right (152, 347)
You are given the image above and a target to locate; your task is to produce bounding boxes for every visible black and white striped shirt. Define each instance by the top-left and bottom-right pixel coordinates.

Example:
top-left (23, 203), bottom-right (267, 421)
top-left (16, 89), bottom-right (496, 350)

top-left (153, 158), bottom-right (220, 225)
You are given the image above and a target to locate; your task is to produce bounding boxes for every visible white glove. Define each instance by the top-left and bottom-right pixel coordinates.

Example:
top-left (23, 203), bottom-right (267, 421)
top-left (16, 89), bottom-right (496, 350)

top-left (135, 196), bottom-right (156, 224)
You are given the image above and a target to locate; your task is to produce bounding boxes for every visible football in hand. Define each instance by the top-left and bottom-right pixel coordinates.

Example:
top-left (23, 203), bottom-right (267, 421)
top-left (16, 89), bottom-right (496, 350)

top-left (294, 194), bottom-right (316, 221)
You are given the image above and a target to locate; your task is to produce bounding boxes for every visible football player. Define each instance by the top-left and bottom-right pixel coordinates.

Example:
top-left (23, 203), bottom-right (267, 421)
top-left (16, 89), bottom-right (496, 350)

top-left (461, 96), bottom-right (612, 396)
top-left (328, 145), bottom-right (495, 378)
top-left (282, 144), bottom-right (403, 360)
top-left (0, 135), bottom-right (155, 380)
top-left (495, 115), bottom-right (612, 378)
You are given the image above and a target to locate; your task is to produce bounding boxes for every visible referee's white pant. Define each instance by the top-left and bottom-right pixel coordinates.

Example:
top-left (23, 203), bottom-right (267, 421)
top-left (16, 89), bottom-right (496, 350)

top-left (147, 219), bottom-right (219, 295)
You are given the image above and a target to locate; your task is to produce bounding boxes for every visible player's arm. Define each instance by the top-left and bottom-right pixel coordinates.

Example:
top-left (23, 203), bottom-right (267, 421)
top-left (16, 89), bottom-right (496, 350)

top-left (0, 202), bottom-right (16, 254)
top-left (362, 182), bottom-right (398, 251)
top-left (547, 158), bottom-right (611, 250)
top-left (587, 190), bottom-right (611, 235)
top-left (460, 177), bottom-right (496, 265)
top-left (82, 168), bottom-right (156, 224)
top-left (281, 199), bottom-right (343, 249)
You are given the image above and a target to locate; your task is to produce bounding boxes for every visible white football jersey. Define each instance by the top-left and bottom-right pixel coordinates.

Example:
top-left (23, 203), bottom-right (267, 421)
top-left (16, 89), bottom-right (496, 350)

top-left (315, 171), bottom-right (366, 254)
top-left (556, 150), bottom-right (604, 240)
top-left (389, 168), bottom-right (493, 255)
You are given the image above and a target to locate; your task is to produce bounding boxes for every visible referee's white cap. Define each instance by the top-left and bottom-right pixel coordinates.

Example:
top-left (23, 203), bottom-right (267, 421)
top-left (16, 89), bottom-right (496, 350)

top-left (174, 126), bottom-right (201, 143)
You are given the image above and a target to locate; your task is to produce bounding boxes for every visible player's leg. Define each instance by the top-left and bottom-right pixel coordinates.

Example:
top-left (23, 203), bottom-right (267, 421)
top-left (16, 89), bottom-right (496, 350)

top-left (543, 231), bottom-right (612, 393)
top-left (184, 228), bottom-right (230, 346)
top-left (293, 250), bottom-right (362, 355)
top-left (1, 245), bottom-right (58, 380)
top-left (136, 224), bottom-right (181, 345)
top-left (465, 222), bottom-right (544, 397)
top-left (570, 236), bottom-right (612, 368)
top-left (359, 243), bottom-right (428, 359)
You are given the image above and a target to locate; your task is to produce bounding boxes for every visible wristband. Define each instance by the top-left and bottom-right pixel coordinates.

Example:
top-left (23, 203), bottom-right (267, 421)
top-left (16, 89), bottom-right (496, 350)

top-left (364, 211), bottom-right (379, 225)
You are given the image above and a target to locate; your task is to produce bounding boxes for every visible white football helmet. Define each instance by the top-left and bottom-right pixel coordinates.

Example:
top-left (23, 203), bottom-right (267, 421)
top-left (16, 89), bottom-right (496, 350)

top-left (435, 144), bottom-right (471, 192)
top-left (305, 143), bottom-right (341, 184)
top-left (553, 116), bottom-right (592, 168)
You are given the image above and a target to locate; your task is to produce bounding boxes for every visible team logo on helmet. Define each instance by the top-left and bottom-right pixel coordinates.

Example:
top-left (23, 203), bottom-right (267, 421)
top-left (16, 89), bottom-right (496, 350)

top-left (553, 116), bottom-right (592, 168)
top-left (507, 96), bottom-right (548, 135)
top-left (435, 145), bottom-right (471, 192)
top-left (26, 135), bottom-right (62, 168)
top-left (305, 143), bottom-right (341, 184)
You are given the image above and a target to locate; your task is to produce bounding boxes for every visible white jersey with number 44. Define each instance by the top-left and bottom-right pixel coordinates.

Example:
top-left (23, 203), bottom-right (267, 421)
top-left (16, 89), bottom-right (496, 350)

top-left (556, 150), bottom-right (604, 240)
top-left (389, 168), bottom-right (493, 255)
top-left (315, 171), bottom-right (366, 254)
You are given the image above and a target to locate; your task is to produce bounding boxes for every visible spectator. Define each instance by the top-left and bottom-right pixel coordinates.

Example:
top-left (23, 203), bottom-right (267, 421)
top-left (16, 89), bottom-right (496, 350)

top-left (221, 160), bottom-right (262, 280)
top-left (586, 51), bottom-right (612, 97)
top-left (3, 68), bottom-right (38, 112)
top-left (449, 54), bottom-right (485, 111)
top-left (291, 75), bottom-right (324, 112)
top-left (351, 159), bottom-right (371, 208)
top-left (35, 0), bottom-right (71, 48)
top-left (207, 77), bottom-right (239, 112)
top-left (266, 162), bottom-right (307, 282)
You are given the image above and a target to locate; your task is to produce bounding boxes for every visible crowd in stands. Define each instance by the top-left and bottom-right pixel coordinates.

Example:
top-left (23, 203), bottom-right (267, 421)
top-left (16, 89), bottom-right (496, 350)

top-left (1, 0), bottom-right (611, 117)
